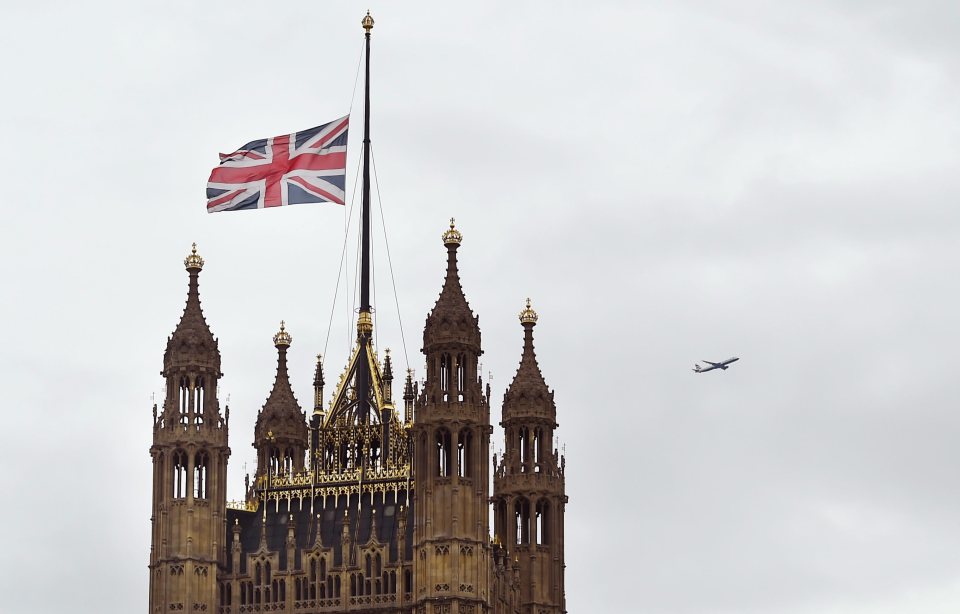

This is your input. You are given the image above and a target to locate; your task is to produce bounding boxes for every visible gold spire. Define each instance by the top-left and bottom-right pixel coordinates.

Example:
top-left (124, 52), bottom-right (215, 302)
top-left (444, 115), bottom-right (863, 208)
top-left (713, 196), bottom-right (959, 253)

top-left (361, 10), bottom-right (374, 31)
top-left (273, 320), bottom-right (292, 347)
top-left (519, 298), bottom-right (538, 325)
top-left (184, 242), bottom-right (204, 271)
top-left (442, 217), bottom-right (463, 245)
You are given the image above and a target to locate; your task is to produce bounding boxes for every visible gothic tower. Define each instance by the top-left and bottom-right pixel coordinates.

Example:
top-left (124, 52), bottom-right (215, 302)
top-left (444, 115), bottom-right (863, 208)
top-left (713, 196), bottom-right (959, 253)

top-left (149, 245), bottom-right (231, 613)
top-left (412, 220), bottom-right (493, 613)
top-left (492, 301), bottom-right (567, 614)
top-left (253, 322), bottom-right (309, 482)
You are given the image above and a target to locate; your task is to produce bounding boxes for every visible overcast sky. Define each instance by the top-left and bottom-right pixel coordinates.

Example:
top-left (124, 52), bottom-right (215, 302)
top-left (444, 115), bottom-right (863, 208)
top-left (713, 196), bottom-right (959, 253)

top-left (2, 1), bottom-right (960, 613)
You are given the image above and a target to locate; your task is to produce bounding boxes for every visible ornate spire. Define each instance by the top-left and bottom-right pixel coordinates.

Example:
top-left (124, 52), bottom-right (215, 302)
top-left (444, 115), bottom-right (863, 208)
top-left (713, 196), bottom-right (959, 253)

top-left (503, 298), bottom-right (552, 414)
top-left (424, 219), bottom-right (480, 352)
top-left (164, 243), bottom-right (219, 374)
top-left (255, 321), bottom-right (307, 448)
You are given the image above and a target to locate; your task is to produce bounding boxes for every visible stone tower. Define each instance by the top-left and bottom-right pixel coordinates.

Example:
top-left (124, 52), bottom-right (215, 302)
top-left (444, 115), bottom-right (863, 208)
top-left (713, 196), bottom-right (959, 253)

top-left (411, 220), bottom-right (493, 613)
top-left (492, 300), bottom-right (567, 614)
top-left (253, 322), bottom-right (309, 481)
top-left (149, 244), bottom-right (231, 614)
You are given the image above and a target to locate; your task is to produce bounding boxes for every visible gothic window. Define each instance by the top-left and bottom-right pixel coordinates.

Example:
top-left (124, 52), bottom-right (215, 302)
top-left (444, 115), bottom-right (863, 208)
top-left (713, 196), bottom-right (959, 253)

top-left (370, 437), bottom-right (381, 470)
top-left (179, 377), bottom-right (189, 425)
top-left (533, 427), bottom-right (543, 472)
top-left (283, 449), bottom-right (293, 475)
top-left (269, 447), bottom-right (280, 475)
top-left (519, 427), bottom-right (530, 471)
top-left (193, 450), bottom-right (209, 499)
top-left (239, 581), bottom-right (252, 605)
top-left (195, 376), bottom-right (205, 425)
top-left (355, 436), bottom-right (365, 468)
top-left (536, 500), bottom-right (550, 545)
top-left (325, 441), bottom-right (336, 471)
top-left (172, 449), bottom-right (187, 498)
top-left (436, 428), bottom-right (452, 477)
top-left (457, 428), bottom-right (473, 478)
top-left (496, 499), bottom-right (508, 543)
top-left (456, 353), bottom-right (466, 401)
top-left (219, 582), bottom-right (231, 606)
top-left (514, 498), bottom-right (530, 545)
top-left (440, 353), bottom-right (453, 401)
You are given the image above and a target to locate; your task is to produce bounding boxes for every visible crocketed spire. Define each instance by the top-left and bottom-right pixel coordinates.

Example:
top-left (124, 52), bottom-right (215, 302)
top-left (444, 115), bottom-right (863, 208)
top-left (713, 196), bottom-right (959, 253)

top-left (254, 322), bottom-right (307, 448)
top-left (502, 299), bottom-right (554, 418)
top-left (163, 243), bottom-right (220, 375)
top-left (423, 219), bottom-right (481, 352)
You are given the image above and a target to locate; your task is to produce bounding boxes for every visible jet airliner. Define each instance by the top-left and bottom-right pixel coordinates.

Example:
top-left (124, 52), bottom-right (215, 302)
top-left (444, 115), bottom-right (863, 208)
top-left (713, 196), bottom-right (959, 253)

top-left (693, 357), bottom-right (739, 373)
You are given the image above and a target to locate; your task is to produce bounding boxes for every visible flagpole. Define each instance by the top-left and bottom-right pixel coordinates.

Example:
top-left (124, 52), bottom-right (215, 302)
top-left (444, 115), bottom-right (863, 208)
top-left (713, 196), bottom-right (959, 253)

top-left (357, 11), bottom-right (374, 425)
top-left (352, 11), bottom-right (375, 564)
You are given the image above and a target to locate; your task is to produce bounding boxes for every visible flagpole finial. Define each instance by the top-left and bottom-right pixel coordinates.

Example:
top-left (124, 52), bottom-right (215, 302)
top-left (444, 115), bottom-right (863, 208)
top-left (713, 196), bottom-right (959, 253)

top-left (362, 10), bottom-right (374, 32)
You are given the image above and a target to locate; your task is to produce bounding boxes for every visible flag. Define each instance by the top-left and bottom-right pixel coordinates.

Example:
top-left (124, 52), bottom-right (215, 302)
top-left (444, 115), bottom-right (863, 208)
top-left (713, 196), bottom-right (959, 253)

top-left (206, 115), bottom-right (349, 213)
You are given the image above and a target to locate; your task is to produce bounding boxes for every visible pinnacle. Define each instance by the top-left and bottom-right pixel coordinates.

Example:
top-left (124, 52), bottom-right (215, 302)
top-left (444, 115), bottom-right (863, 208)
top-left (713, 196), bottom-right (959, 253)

top-left (255, 326), bottom-right (307, 446)
top-left (502, 312), bottom-right (553, 417)
top-left (424, 225), bottom-right (481, 352)
top-left (164, 249), bottom-right (220, 374)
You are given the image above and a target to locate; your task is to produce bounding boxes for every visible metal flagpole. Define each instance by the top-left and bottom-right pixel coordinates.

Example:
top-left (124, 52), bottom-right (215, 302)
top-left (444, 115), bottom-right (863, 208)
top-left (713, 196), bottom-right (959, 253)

top-left (351, 10), bottom-right (375, 566)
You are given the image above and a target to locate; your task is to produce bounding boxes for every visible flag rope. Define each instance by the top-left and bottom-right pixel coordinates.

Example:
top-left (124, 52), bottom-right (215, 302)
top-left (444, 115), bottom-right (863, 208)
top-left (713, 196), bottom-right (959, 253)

top-left (371, 144), bottom-right (412, 374)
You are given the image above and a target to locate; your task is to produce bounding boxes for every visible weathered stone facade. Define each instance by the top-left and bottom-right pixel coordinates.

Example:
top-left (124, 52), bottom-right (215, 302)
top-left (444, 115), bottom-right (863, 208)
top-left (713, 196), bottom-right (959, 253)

top-left (148, 226), bottom-right (567, 614)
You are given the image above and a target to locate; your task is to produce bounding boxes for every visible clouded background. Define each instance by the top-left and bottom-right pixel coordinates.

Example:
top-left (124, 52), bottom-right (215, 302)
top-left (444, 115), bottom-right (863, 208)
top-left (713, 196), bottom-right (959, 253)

top-left (2, 1), bottom-right (959, 612)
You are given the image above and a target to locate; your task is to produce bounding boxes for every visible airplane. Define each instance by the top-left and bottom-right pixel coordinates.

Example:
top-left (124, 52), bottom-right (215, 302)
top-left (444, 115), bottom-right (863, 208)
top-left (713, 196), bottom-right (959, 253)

top-left (693, 357), bottom-right (739, 373)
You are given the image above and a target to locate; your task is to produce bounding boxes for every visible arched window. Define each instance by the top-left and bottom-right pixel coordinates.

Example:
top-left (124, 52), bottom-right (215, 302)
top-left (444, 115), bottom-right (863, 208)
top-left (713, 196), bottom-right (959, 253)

top-left (179, 377), bottom-right (189, 425)
top-left (193, 450), bottom-right (209, 499)
top-left (172, 449), bottom-right (187, 498)
top-left (496, 499), bottom-right (508, 543)
top-left (457, 428), bottom-right (473, 478)
top-left (195, 376), bottom-right (205, 425)
top-left (514, 498), bottom-right (530, 545)
top-left (325, 441), bottom-right (336, 471)
top-left (456, 353), bottom-right (466, 401)
top-left (404, 569), bottom-right (412, 594)
top-left (436, 429), bottom-right (452, 477)
top-left (536, 500), bottom-right (550, 544)
top-left (519, 427), bottom-right (529, 471)
top-left (269, 447), bottom-right (280, 475)
top-left (283, 449), bottom-right (293, 475)
top-left (370, 437), bottom-right (381, 470)
top-left (533, 427), bottom-right (543, 472)
top-left (440, 353), bottom-right (451, 401)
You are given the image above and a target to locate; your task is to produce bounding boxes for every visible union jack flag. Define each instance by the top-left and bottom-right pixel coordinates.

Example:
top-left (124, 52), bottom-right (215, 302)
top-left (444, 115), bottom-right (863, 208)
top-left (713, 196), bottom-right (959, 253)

top-left (206, 115), bottom-right (349, 213)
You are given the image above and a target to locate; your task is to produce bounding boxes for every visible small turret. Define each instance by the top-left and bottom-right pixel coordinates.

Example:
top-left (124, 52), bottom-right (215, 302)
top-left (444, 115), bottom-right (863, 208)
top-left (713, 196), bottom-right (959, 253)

top-left (253, 321), bottom-right (308, 478)
top-left (423, 219), bottom-right (481, 354)
top-left (403, 369), bottom-right (415, 424)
